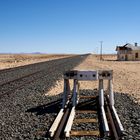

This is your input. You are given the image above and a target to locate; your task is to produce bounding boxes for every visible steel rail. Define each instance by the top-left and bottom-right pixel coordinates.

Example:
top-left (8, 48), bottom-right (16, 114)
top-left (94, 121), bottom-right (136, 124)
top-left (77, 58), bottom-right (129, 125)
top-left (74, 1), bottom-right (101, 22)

top-left (0, 70), bottom-right (43, 87)
top-left (105, 97), bottom-right (120, 140)
top-left (53, 107), bottom-right (71, 140)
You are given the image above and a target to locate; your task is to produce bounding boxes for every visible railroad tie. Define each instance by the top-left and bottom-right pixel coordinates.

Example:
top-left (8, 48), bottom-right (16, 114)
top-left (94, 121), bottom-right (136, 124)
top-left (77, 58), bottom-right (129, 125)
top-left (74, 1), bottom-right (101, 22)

top-left (76, 110), bottom-right (97, 114)
top-left (70, 130), bottom-right (100, 136)
top-left (74, 118), bottom-right (98, 123)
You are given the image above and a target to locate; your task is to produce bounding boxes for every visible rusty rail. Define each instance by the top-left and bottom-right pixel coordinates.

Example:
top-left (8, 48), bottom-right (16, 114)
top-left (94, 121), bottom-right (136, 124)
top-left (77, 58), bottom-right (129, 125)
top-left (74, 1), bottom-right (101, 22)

top-left (53, 107), bottom-right (71, 140)
top-left (105, 96), bottom-right (123, 140)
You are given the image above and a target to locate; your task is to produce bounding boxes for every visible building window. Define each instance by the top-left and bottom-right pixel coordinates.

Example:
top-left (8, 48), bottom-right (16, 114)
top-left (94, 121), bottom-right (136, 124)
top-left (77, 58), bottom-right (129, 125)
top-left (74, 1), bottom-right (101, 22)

top-left (135, 53), bottom-right (138, 58)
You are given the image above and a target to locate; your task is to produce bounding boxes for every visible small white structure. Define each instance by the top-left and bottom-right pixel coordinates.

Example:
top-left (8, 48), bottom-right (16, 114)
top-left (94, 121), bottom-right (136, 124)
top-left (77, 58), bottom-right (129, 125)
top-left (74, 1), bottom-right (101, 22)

top-left (116, 43), bottom-right (140, 61)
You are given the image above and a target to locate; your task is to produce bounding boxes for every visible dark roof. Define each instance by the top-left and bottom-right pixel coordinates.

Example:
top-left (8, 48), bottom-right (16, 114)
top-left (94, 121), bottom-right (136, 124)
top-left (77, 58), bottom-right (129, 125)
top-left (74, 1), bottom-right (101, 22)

top-left (116, 43), bottom-right (140, 51)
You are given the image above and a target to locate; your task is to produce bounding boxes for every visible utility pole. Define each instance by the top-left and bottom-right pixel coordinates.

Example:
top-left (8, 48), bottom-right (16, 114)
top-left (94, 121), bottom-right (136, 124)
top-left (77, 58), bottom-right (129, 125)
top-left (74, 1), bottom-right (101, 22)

top-left (100, 41), bottom-right (103, 60)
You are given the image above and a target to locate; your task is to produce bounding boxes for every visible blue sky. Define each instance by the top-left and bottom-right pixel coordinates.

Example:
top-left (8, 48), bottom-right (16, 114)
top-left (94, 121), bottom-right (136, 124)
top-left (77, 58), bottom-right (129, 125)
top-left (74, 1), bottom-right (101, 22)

top-left (0, 0), bottom-right (140, 54)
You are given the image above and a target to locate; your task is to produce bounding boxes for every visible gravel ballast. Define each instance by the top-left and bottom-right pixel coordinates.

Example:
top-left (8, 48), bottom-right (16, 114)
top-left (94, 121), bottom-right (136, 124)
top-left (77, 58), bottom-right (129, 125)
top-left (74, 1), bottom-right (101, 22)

top-left (70, 90), bottom-right (140, 140)
top-left (0, 55), bottom-right (87, 140)
top-left (115, 92), bottom-right (140, 140)
top-left (0, 55), bottom-right (140, 140)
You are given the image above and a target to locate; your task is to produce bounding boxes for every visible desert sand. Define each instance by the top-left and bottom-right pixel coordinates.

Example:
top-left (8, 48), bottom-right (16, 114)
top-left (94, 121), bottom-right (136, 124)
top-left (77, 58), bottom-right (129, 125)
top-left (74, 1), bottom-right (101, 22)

top-left (0, 54), bottom-right (71, 70)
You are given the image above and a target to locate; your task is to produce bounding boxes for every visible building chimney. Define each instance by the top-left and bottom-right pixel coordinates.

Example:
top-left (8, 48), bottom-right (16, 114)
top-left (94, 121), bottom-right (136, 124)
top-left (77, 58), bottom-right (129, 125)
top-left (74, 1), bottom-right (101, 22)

top-left (135, 42), bottom-right (138, 46)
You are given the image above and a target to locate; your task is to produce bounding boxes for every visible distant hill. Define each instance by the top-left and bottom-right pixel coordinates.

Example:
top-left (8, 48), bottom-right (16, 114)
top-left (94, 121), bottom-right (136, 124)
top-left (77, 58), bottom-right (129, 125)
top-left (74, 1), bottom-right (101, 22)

top-left (31, 52), bottom-right (43, 54)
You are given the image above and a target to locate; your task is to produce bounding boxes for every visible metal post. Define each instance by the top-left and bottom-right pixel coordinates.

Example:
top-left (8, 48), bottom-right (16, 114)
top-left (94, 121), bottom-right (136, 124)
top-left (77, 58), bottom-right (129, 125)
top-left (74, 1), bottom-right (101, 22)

top-left (72, 79), bottom-right (77, 107)
top-left (99, 79), bottom-right (104, 106)
top-left (99, 79), bottom-right (109, 134)
top-left (108, 79), bottom-right (114, 106)
top-left (66, 79), bottom-right (70, 100)
top-left (62, 79), bottom-right (67, 108)
top-left (76, 82), bottom-right (80, 104)
top-left (64, 107), bottom-right (75, 137)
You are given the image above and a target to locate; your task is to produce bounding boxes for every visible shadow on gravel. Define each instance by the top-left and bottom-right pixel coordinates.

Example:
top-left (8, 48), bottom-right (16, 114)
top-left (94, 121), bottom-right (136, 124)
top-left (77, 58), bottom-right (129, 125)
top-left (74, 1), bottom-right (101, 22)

top-left (26, 99), bottom-right (62, 115)
top-left (76, 98), bottom-right (98, 111)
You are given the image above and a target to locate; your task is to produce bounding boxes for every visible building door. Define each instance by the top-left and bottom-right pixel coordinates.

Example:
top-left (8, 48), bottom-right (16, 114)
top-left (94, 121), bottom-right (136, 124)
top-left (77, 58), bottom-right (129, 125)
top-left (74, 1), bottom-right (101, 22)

top-left (125, 55), bottom-right (128, 61)
top-left (135, 53), bottom-right (138, 59)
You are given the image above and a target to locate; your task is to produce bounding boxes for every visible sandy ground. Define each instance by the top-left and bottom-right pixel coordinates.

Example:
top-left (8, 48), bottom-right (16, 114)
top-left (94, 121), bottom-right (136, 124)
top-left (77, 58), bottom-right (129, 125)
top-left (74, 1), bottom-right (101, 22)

top-left (47, 55), bottom-right (140, 103)
top-left (0, 54), bottom-right (71, 70)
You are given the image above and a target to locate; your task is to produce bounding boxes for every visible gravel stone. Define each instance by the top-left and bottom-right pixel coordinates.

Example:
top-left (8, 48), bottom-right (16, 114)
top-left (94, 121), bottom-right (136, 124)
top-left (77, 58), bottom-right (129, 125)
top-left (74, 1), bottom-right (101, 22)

top-left (0, 55), bottom-right (87, 140)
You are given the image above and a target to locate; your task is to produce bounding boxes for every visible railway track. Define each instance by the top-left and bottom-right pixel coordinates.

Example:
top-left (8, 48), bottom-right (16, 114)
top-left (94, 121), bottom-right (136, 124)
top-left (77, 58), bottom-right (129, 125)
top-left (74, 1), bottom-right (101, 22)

top-left (0, 55), bottom-right (88, 99)
top-left (49, 94), bottom-right (122, 140)
top-left (49, 70), bottom-right (124, 140)
top-left (0, 56), bottom-right (73, 84)
top-left (0, 56), bottom-right (70, 75)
